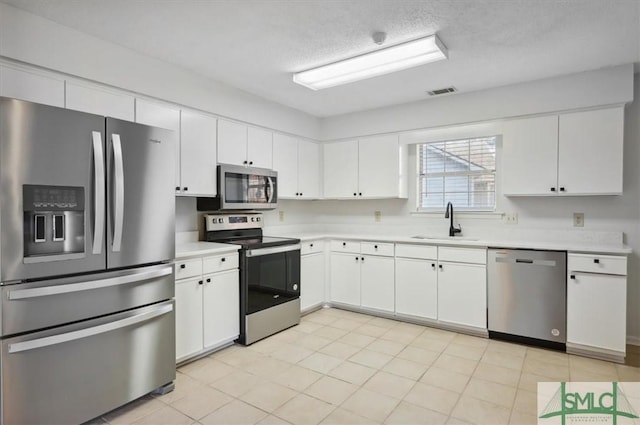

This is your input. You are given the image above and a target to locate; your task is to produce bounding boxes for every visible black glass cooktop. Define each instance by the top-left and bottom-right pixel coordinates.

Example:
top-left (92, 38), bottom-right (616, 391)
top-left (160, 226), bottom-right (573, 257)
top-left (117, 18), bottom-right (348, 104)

top-left (225, 236), bottom-right (300, 250)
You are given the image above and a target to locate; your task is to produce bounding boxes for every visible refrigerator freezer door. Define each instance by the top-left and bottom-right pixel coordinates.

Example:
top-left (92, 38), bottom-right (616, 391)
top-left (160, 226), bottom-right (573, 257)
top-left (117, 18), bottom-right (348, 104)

top-left (0, 97), bottom-right (107, 282)
top-left (106, 118), bottom-right (175, 268)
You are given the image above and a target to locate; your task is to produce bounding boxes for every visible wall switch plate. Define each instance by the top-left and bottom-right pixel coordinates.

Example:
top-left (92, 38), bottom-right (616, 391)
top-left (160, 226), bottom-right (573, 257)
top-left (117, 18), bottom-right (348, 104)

top-left (503, 213), bottom-right (518, 224)
top-left (573, 212), bottom-right (584, 227)
top-left (374, 211), bottom-right (381, 222)
top-left (278, 211), bottom-right (284, 222)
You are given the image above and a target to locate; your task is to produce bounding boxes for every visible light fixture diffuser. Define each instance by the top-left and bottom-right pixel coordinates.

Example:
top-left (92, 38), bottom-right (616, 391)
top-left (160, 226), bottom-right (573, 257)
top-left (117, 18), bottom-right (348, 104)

top-left (293, 34), bottom-right (448, 90)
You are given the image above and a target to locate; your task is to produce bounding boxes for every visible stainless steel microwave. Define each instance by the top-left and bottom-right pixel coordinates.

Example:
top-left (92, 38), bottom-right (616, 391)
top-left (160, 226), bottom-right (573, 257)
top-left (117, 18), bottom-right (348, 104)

top-left (198, 163), bottom-right (277, 211)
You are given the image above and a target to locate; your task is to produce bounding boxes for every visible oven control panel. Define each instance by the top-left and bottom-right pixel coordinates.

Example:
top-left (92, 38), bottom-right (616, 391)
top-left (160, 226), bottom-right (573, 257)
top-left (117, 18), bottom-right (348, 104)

top-left (204, 213), bottom-right (263, 231)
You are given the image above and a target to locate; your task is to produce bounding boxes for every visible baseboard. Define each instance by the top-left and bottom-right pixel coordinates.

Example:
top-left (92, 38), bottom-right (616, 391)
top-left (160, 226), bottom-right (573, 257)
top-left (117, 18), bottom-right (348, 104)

top-left (627, 335), bottom-right (640, 346)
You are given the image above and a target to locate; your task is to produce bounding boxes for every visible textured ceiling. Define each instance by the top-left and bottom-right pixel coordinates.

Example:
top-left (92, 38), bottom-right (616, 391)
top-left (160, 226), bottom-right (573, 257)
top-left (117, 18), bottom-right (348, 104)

top-left (3, 0), bottom-right (639, 117)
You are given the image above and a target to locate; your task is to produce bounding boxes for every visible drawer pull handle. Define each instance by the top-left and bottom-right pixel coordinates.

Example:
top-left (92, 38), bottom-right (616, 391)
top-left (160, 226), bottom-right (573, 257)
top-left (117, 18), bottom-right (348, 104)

top-left (343, 242), bottom-right (346, 247)
top-left (431, 263), bottom-right (436, 268)
top-left (438, 264), bottom-right (443, 270)
top-left (221, 258), bottom-right (226, 262)
top-left (361, 257), bottom-right (365, 262)
top-left (310, 243), bottom-right (314, 248)
top-left (374, 245), bottom-right (378, 249)
top-left (594, 259), bottom-right (600, 264)
top-left (180, 264), bottom-right (186, 269)
top-left (355, 257), bottom-right (359, 261)
top-left (570, 275), bottom-right (576, 280)
top-left (198, 280), bottom-right (203, 285)
top-left (206, 278), bottom-right (211, 283)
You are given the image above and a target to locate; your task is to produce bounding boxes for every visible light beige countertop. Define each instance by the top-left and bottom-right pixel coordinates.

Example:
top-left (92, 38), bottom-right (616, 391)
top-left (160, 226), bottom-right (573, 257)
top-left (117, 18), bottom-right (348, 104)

top-left (175, 241), bottom-right (240, 259)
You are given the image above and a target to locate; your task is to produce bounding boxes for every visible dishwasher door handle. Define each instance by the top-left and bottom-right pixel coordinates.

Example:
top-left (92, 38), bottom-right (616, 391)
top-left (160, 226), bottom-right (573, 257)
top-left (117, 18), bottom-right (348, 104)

top-left (495, 257), bottom-right (557, 267)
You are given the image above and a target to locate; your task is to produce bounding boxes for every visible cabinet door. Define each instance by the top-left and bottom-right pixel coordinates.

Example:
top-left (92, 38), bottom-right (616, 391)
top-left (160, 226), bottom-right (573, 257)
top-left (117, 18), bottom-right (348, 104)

top-left (247, 127), bottom-right (273, 169)
top-left (203, 270), bottom-right (240, 349)
top-left (567, 272), bottom-right (626, 353)
top-left (0, 65), bottom-right (64, 107)
top-left (217, 119), bottom-right (248, 166)
top-left (437, 262), bottom-right (486, 328)
top-left (301, 253), bottom-right (326, 311)
top-left (180, 110), bottom-right (217, 196)
top-left (330, 253), bottom-right (360, 306)
top-left (558, 107), bottom-right (624, 195)
top-left (298, 140), bottom-right (321, 199)
top-left (324, 140), bottom-right (358, 198)
top-left (272, 133), bottom-right (299, 198)
top-left (175, 277), bottom-right (204, 360)
top-left (135, 99), bottom-right (181, 188)
top-left (395, 258), bottom-right (438, 320)
top-left (358, 135), bottom-right (400, 198)
top-left (360, 256), bottom-right (395, 312)
top-left (502, 115), bottom-right (559, 196)
top-left (66, 82), bottom-right (134, 121)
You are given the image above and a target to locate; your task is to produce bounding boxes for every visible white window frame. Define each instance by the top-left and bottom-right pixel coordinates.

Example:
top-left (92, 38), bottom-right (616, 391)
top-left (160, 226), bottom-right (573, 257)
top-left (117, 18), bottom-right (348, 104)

top-left (416, 136), bottom-right (497, 212)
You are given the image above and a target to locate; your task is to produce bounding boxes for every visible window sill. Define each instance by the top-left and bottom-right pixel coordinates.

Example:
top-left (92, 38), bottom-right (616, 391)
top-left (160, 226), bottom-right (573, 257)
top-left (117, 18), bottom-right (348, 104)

top-left (410, 210), bottom-right (504, 220)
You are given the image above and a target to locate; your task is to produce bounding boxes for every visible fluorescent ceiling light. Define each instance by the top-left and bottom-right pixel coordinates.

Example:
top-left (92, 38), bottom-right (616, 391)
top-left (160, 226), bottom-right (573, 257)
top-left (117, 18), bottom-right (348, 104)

top-left (293, 34), bottom-right (448, 90)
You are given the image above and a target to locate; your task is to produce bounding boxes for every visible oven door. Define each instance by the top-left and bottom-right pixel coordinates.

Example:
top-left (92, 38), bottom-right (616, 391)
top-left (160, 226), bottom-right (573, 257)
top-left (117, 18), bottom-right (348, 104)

top-left (218, 163), bottom-right (277, 210)
top-left (244, 244), bottom-right (300, 315)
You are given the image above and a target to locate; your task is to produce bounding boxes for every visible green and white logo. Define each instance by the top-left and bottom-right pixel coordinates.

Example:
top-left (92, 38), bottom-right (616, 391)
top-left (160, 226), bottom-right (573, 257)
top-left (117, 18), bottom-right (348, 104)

top-left (538, 382), bottom-right (640, 425)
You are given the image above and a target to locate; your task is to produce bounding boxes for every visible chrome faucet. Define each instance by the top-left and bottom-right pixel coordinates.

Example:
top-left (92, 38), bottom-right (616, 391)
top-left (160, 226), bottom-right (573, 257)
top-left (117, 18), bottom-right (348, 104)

top-left (444, 202), bottom-right (462, 237)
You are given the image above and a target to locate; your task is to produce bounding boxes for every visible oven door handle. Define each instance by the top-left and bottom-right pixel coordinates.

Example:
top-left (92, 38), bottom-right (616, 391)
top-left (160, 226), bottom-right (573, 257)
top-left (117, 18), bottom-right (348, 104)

top-left (246, 243), bottom-right (301, 257)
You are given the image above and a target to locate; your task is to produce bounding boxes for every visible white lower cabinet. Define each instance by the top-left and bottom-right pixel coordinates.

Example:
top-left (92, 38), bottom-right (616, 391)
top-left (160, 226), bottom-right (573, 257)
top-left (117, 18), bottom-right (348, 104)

top-left (301, 252), bottom-right (326, 311)
top-left (175, 252), bottom-right (239, 362)
top-left (437, 260), bottom-right (487, 329)
top-left (567, 253), bottom-right (627, 357)
top-left (330, 252), bottom-right (361, 306)
top-left (360, 256), bottom-right (395, 312)
top-left (395, 257), bottom-right (438, 320)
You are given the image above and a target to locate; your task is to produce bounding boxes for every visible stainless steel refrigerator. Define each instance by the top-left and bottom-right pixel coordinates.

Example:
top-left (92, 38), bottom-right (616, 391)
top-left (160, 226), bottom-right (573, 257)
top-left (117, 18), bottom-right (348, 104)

top-left (0, 97), bottom-right (176, 424)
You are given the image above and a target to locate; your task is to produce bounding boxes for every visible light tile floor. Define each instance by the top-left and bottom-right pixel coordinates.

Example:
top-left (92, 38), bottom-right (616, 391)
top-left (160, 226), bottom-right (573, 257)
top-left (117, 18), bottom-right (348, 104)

top-left (93, 307), bottom-right (640, 425)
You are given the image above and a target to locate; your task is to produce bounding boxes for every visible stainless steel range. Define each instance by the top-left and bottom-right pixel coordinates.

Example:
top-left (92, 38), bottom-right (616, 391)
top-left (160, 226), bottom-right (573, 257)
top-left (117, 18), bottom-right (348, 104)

top-left (0, 97), bottom-right (176, 424)
top-left (204, 213), bottom-right (301, 344)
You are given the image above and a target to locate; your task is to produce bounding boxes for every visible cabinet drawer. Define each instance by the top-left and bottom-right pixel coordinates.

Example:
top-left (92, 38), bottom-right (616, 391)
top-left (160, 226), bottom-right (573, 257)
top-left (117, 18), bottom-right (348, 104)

top-left (395, 244), bottom-right (437, 260)
top-left (438, 246), bottom-right (486, 265)
top-left (301, 240), bottom-right (325, 255)
top-left (203, 253), bottom-right (239, 274)
top-left (331, 240), bottom-right (360, 254)
top-left (175, 258), bottom-right (203, 280)
top-left (568, 253), bottom-right (627, 276)
top-left (361, 242), bottom-right (394, 257)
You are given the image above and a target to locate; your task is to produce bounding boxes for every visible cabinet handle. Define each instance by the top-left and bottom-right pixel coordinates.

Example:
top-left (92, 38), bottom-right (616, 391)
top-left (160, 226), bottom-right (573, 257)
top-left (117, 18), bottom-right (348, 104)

top-left (221, 257), bottom-right (226, 262)
top-left (343, 242), bottom-right (346, 247)
top-left (206, 278), bottom-right (211, 283)
top-left (355, 257), bottom-right (359, 261)
top-left (374, 245), bottom-right (378, 249)
top-left (593, 259), bottom-right (600, 264)
top-left (243, 160), bottom-right (248, 165)
top-left (310, 243), bottom-right (314, 248)
top-left (359, 192), bottom-right (362, 196)
top-left (295, 192), bottom-right (299, 196)
top-left (438, 264), bottom-right (443, 270)
top-left (180, 264), bottom-right (186, 269)
top-left (570, 275), bottom-right (576, 280)
top-left (175, 186), bottom-right (180, 191)
top-left (431, 263), bottom-right (436, 268)
top-left (300, 193), bottom-right (303, 196)
top-left (183, 187), bottom-right (188, 191)
top-left (550, 187), bottom-right (556, 192)
top-left (559, 187), bottom-right (565, 192)
top-left (361, 257), bottom-right (365, 262)
top-left (353, 193), bottom-right (357, 196)
top-left (249, 161), bottom-right (253, 165)
top-left (198, 280), bottom-right (203, 285)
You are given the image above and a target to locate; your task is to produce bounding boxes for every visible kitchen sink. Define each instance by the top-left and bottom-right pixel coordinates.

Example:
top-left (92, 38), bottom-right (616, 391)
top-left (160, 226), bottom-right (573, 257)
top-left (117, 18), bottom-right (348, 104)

top-left (411, 235), bottom-right (480, 241)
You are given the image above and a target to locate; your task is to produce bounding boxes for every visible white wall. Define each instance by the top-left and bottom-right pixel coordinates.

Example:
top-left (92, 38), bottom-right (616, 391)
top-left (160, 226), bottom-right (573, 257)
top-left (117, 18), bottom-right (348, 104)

top-left (320, 64), bottom-right (633, 141)
top-left (0, 2), bottom-right (320, 139)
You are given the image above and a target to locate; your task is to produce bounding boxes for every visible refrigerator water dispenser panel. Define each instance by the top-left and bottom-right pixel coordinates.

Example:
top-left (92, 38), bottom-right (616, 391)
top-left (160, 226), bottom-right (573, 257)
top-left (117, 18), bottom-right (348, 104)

top-left (23, 185), bottom-right (85, 259)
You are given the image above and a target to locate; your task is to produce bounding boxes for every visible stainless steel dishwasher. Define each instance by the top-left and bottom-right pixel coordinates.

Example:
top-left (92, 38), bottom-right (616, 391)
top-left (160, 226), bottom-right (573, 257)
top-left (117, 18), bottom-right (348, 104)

top-left (487, 249), bottom-right (567, 350)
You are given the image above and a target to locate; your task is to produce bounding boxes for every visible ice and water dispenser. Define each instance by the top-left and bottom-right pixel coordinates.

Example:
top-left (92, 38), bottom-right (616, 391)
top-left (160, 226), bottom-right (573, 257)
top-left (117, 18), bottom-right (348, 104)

top-left (23, 185), bottom-right (85, 259)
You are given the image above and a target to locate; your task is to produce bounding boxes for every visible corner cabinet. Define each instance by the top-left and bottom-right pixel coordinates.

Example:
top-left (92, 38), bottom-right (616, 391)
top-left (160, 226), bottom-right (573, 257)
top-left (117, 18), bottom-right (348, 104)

top-left (324, 135), bottom-right (407, 199)
top-left (502, 107), bottom-right (624, 196)
top-left (273, 134), bottom-right (321, 199)
top-left (566, 253), bottom-right (627, 362)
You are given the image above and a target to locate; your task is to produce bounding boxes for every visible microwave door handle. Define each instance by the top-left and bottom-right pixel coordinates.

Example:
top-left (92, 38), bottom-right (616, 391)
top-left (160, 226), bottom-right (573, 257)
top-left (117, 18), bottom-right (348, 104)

top-left (111, 134), bottom-right (125, 252)
top-left (91, 131), bottom-right (105, 255)
top-left (267, 177), bottom-right (274, 203)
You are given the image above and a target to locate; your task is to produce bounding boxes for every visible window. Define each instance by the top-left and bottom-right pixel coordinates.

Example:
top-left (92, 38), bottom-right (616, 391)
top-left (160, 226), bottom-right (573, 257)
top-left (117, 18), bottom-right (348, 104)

top-left (417, 136), bottom-right (496, 210)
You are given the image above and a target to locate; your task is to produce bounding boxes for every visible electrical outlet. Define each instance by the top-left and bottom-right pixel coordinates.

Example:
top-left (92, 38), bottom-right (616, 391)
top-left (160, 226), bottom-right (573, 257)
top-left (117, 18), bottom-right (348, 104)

top-left (374, 211), bottom-right (381, 222)
top-left (573, 212), bottom-right (584, 227)
top-left (278, 211), bottom-right (285, 222)
top-left (503, 213), bottom-right (518, 224)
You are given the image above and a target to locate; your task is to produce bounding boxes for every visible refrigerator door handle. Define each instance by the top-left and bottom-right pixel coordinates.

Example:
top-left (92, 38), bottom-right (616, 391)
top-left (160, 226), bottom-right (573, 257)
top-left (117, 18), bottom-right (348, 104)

top-left (91, 131), bottom-right (105, 255)
top-left (112, 134), bottom-right (125, 252)
top-left (7, 302), bottom-right (173, 354)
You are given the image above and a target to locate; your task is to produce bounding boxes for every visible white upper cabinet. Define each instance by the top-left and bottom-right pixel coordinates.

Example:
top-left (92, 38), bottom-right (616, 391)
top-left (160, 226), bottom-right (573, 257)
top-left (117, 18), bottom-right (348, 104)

top-left (180, 110), bottom-right (217, 197)
top-left (323, 136), bottom-right (407, 199)
top-left (0, 65), bottom-right (64, 107)
top-left (502, 115), bottom-right (559, 196)
top-left (247, 126), bottom-right (273, 169)
top-left (557, 107), bottom-right (624, 195)
top-left (135, 99), bottom-right (181, 189)
top-left (66, 82), bottom-right (134, 121)
top-left (218, 119), bottom-right (273, 168)
top-left (502, 107), bottom-right (624, 196)
top-left (297, 139), bottom-right (321, 199)
top-left (324, 140), bottom-right (359, 198)
top-left (273, 134), bottom-right (321, 199)
top-left (273, 133), bottom-right (298, 198)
